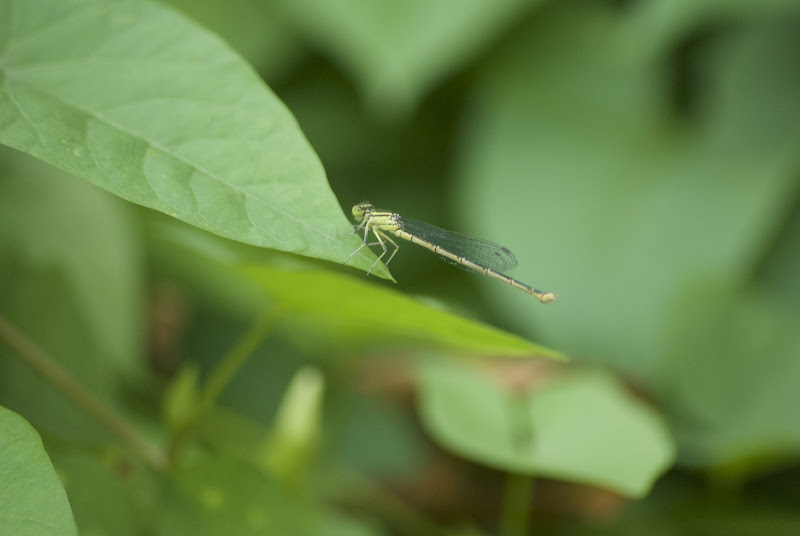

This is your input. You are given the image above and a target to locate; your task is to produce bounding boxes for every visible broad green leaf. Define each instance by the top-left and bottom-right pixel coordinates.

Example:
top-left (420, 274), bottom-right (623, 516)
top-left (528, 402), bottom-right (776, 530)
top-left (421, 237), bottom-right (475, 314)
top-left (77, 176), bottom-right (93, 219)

top-left (456, 3), bottom-right (800, 383)
top-left (0, 0), bottom-right (384, 276)
top-left (416, 360), bottom-right (675, 498)
top-left (665, 290), bottom-right (800, 471)
top-left (0, 406), bottom-right (78, 536)
top-left (0, 151), bottom-right (140, 440)
top-left (278, 0), bottom-right (545, 117)
top-left (149, 215), bottom-right (564, 358)
top-left (159, 457), bottom-right (310, 535)
top-left (242, 264), bottom-right (562, 357)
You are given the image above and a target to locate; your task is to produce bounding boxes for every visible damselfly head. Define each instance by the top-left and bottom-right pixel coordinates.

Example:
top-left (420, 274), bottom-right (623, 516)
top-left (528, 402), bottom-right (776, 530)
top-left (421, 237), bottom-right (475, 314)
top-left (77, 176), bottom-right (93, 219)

top-left (351, 202), bottom-right (374, 220)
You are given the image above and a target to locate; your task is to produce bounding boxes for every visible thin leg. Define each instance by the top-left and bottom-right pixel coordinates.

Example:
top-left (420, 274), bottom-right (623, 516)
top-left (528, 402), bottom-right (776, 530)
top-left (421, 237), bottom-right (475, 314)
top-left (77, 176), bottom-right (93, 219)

top-left (364, 233), bottom-right (398, 272)
top-left (352, 218), bottom-right (367, 234)
top-left (367, 228), bottom-right (389, 275)
top-left (338, 217), bottom-right (368, 237)
top-left (365, 237), bottom-right (397, 262)
top-left (344, 219), bottom-right (371, 263)
top-left (382, 233), bottom-right (399, 267)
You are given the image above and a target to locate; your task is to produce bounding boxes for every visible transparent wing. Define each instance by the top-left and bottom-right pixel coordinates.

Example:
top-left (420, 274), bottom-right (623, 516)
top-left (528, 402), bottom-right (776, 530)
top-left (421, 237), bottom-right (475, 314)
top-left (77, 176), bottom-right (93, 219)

top-left (400, 218), bottom-right (518, 272)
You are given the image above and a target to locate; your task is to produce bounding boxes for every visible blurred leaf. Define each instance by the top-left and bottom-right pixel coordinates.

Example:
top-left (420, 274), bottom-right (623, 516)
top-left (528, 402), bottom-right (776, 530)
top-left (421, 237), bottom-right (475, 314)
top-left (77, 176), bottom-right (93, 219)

top-left (417, 360), bottom-right (675, 498)
top-left (260, 366), bottom-right (324, 485)
top-left (628, 0), bottom-right (800, 58)
top-left (164, 364), bottom-right (202, 431)
top-left (0, 152), bottom-right (141, 440)
top-left (163, 0), bottom-right (301, 79)
top-left (150, 215), bottom-right (564, 358)
top-left (194, 407), bottom-right (272, 462)
top-left (0, 406), bottom-right (78, 536)
top-left (243, 263), bottom-right (562, 357)
top-left (758, 203), bottom-right (800, 309)
top-left (0, 0), bottom-right (384, 275)
top-left (278, 0), bottom-right (545, 117)
top-left (0, 147), bottom-right (143, 378)
top-left (159, 457), bottom-right (310, 535)
top-left (326, 392), bottom-right (431, 477)
top-left (665, 290), bottom-right (800, 471)
top-left (144, 211), bottom-right (275, 319)
top-left (456, 2), bottom-right (800, 382)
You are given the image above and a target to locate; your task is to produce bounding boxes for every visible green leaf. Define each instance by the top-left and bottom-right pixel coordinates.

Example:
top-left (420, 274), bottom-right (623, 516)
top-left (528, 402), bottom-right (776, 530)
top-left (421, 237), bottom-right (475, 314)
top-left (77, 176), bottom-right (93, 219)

top-left (456, 3), bottom-right (800, 382)
top-left (628, 0), bottom-right (800, 58)
top-left (0, 151), bottom-right (140, 440)
top-left (416, 360), bottom-right (675, 498)
top-left (279, 0), bottom-right (545, 117)
top-left (242, 263), bottom-right (562, 357)
top-left (759, 206), bottom-right (800, 308)
top-left (0, 406), bottom-right (78, 536)
top-left (0, 0), bottom-right (383, 276)
top-left (159, 457), bottom-right (310, 535)
top-left (326, 392), bottom-right (431, 478)
top-left (666, 290), bottom-right (800, 471)
top-left (164, 364), bottom-right (202, 431)
top-left (260, 367), bottom-right (324, 485)
top-left (0, 147), bottom-right (143, 379)
top-left (150, 216), bottom-right (564, 358)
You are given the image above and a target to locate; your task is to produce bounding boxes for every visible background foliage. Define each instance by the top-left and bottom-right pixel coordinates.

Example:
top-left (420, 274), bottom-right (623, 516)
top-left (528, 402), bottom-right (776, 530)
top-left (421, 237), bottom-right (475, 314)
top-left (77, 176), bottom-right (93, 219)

top-left (1, 0), bottom-right (800, 534)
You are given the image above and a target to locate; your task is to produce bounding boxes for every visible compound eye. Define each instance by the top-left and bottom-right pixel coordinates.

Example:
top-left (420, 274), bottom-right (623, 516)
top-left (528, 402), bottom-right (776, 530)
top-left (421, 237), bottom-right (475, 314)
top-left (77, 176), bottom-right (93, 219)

top-left (352, 202), bottom-right (373, 218)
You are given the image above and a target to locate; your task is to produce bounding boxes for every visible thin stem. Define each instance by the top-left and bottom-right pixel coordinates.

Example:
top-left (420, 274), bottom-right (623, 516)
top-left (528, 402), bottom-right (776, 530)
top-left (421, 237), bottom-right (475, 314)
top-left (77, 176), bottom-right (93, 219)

top-left (0, 315), bottom-right (168, 470)
top-left (168, 309), bottom-right (283, 460)
top-left (499, 472), bottom-right (534, 536)
top-left (197, 309), bottom-right (282, 415)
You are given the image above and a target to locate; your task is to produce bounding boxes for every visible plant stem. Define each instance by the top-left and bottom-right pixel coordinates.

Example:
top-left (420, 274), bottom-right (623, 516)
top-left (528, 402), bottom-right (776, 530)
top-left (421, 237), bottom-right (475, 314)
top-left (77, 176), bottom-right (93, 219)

top-left (499, 472), bottom-right (534, 536)
top-left (168, 308), bottom-right (283, 460)
top-left (0, 315), bottom-right (168, 470)
top-left (196, 309), bottom-right (282, 415)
